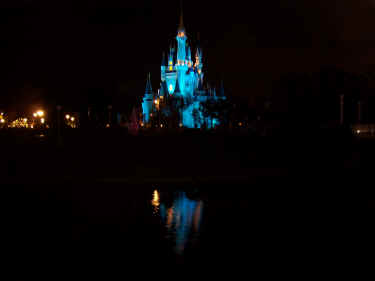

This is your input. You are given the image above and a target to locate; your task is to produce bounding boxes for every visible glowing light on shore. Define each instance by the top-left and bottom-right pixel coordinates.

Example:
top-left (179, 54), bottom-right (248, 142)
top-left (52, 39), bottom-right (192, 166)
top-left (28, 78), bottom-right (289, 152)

top-left (65, 114), bottom-right (70, 120)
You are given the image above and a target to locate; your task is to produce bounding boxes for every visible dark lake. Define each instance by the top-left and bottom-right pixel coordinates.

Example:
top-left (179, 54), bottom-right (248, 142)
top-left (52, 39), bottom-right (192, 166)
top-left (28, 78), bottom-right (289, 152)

top-left (0, 131), bottom-right (370, 278)
top-left (3, 181), bottom-right (363, 279)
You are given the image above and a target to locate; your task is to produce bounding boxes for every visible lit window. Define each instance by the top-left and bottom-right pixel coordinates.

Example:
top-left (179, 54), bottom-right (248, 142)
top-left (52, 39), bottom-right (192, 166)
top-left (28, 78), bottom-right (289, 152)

top-left (169, 85), bottom-right (173, 92)
top-left (169, 66), bottom-right (173, 71)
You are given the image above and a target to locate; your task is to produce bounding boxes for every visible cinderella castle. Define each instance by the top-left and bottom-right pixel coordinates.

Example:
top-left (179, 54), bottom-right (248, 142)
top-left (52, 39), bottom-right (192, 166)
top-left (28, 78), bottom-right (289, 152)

top-left (141, 8), bottom-right (226, 129)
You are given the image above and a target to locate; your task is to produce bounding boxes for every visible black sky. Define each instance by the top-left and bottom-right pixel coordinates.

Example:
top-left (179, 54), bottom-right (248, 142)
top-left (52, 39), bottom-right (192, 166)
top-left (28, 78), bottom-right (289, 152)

top-left (1, 0), bottom-right (375, 109)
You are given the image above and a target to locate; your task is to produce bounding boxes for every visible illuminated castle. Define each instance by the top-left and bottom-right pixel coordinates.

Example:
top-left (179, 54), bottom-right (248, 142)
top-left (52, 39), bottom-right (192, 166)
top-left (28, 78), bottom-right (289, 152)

top-left (142, 10), bottom-right (226, 129)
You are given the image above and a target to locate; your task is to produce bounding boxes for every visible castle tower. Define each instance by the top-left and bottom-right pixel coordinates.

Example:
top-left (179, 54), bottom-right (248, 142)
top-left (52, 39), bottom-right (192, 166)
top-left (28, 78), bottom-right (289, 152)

top-left (187, 46), bottom-right (192, 67)
top-left (142, 73), bottom-right (154, 124)
top-left (168, 45), bottom-right (175, 72)
top-left (161, 52), bottom-right (167, 82)
top-left (176, 4), bottom-right (189, 96)
top-left (176, 8), bottom-right (187, 65)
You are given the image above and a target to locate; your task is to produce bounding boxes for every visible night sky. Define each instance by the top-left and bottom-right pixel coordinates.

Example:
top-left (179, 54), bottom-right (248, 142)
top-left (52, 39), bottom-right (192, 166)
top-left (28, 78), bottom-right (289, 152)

top-left (1, 0), bottom-right (375, 111)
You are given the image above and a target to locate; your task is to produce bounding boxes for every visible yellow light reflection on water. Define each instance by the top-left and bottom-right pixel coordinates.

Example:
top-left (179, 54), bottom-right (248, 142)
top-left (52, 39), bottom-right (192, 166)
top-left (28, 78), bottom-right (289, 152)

top-left (151, 190), bottom-right (160, 214)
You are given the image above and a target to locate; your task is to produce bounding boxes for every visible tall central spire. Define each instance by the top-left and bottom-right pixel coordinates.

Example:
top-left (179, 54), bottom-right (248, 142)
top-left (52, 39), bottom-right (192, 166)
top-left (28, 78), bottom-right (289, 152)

top-left (178, 0), bottom-right (185, 34)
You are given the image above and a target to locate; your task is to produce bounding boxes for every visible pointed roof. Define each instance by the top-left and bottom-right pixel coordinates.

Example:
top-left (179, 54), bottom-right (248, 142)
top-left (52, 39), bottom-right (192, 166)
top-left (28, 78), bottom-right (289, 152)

top-left (145, 73), bottom-right (152, 94)
top-left (161, 52), bottom-right (167, 66)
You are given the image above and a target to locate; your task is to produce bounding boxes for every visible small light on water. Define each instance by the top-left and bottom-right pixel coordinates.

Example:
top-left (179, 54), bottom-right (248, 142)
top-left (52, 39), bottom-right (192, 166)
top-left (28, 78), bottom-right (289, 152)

top-left (152, 190), bottom-right (160, 208)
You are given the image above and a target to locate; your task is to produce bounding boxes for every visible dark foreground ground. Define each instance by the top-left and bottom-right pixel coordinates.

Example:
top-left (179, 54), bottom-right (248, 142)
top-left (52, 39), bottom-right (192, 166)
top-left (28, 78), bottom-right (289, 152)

top-left (0, 128), bottom-right (372, 279)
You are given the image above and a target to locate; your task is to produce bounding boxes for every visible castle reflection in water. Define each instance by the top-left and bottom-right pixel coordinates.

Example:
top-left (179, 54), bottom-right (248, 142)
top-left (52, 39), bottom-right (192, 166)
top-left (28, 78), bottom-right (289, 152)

top-left (151, 190), bottom-right (204, 255)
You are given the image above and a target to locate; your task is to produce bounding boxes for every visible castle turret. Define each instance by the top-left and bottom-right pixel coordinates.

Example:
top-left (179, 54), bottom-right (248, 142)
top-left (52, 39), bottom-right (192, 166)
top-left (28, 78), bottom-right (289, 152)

top-left (161, 52), bottom-right (167, 82)
top-left (195, 47), bottom-right (204, 85)
top-left (176, 7), bottom-right (187, 66)
top-left (168, 46), bottom-right (175, 72)
top-left (142, 73), bottom-right (154, 124)
top-left (187, 46), bottom-right (192, 67)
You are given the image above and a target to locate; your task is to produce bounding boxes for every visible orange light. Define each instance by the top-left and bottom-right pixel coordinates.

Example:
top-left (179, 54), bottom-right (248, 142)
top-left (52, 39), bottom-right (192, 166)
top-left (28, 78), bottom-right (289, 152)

top-left (151, 190), bottom-right (160, 211)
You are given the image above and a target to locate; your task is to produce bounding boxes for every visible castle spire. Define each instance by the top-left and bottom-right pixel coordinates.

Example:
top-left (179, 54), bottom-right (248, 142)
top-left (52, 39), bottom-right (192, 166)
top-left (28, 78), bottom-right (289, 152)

top-left (161, 52), bottom-right (167, 66)
top-left (145, 73), bottom-right (152, 94)
top-left (177, 0), bottom-right (185, 36)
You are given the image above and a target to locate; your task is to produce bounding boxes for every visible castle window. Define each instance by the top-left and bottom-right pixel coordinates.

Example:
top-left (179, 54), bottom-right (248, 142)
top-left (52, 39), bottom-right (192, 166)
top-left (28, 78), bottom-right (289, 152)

top-left (169, 85), bottom-right (173, 92)
top-left (169, 66), bottom-right (173, 71)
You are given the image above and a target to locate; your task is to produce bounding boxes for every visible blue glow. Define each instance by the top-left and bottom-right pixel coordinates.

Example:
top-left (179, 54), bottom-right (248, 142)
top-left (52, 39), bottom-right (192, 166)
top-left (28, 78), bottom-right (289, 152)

top-left (141, 11), bottom-right (226, 129)
top-left (157, 191), bottom-right (204, 255)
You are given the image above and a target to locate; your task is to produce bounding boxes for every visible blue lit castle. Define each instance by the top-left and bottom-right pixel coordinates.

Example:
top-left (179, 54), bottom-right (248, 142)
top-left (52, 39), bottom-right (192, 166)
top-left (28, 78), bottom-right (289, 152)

top-left (142, 10), bottom-right (226, 129)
